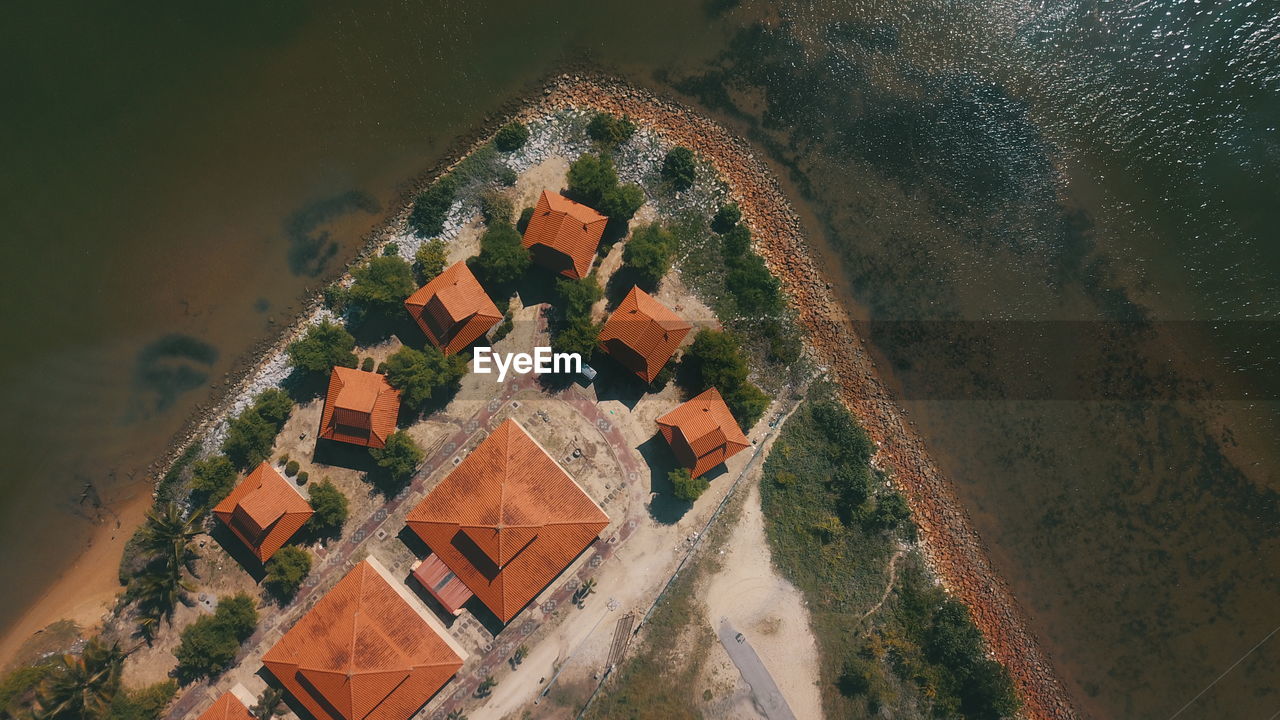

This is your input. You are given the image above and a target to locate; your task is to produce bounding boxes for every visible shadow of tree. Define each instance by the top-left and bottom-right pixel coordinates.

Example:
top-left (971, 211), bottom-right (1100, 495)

top-left (637, 433), bottom-right (689, 524)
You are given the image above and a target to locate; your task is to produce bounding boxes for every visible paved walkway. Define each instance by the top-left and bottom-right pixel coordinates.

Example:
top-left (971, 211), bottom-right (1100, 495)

top-left (717, 617), bottom-right (798, 720)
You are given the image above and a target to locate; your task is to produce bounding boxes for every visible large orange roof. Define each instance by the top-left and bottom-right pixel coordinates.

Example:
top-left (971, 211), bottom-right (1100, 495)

top-left (404, 419), bottom-right (609, 623)
top-left (521, 190), bottom-right (607, 280)
top-left (212, 462), bottom-right (313, 563)
top-left (319, 367), bottom-right (400, 449)
top-left (598, 287), bottom-right (692, 383)
top-left (656, 388), bottom-right (751, 478)
top-left (404, 261), bottom-right (502, 355)
top-left (262, 558), bottom-right (465, 720)
top-left (196, 693), bottom-right (253, 720)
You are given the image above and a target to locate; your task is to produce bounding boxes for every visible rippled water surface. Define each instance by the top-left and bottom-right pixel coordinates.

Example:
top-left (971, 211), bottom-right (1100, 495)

top-left (2, 1), bottom-right (1277, 717)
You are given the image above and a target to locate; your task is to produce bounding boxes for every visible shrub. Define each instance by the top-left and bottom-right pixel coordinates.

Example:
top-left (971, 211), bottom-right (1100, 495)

top-left (296, 471), bottom-right (309, 484)
top-left (670, 469), bottom-right (708, 502)
top-left (408, 176), bottom-right (458, 237)
top-left (493, 121), bottom-right (529, 152)
top-left (222, 390), bottom-right (293, 469)
top-left (871, 491), bottom-right (911, 530)
top-left (548, 276), bottom-right (602, 360)
top-left (726, 254), bottom-right (782, 315)
top-left (264, 546), bottom-right (311, 604)
top-left (622, 224), bottom-right (676, 291)
top-left (370, 431), bottom-right (424, 486)
top-left (468, 224), bottom-right (530, 290)
top-left (413, 238), bottom-right (449, 284)
top-left (516, 207), bottom-right (534, 234)
top-left (107, 679), bottom-right (177, 720)
top-left (287, 320), bottom-right (357, 377)
top-left (173, 593), bottom-right (257, 683)
top-left (586, 112), bottom-right (637, 147)
top-left (480, 190), bottom-right (514, 227)
top-left (722, 224), bottom-right (751, 257)
top-left (566, 153), bottom-right (618, 207)
top-left (382, 346), bottom-right (467, 411)
top-left (678, 330), bottom-right (769, 430)
top-left (361, 357), bottom-right (375, 372)
top-left (599, 183), bottom-right (646, 222)
top-left (189, 456), bottom-right (237, 510)
top-left (711, 203), bottom-right (741, 234)
top-left (661, 147), bottom-right (696, 190)
top-left (305, 479), bottom-right (348, 542)
top-left (382, 242), bottom-right (399, 257)
top-left (284, 460), bottom-right (300, 477)
top-left (348, 256), bottom-right (415, 321)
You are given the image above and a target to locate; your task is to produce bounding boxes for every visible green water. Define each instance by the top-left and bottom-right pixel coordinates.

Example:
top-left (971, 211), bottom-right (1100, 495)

top-left (2, 1), bottom-right (1277, 718)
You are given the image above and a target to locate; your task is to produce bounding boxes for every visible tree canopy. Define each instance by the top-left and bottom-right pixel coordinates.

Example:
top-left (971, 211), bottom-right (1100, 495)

top-left (382, 346), bottom-right (467, 411)
top-left (468, 224), bottom-right (530, 290)
top-left (661, 147), bottom-right (696, 191)
top-left (222, 390), bottom-right (293, 469)
top-left (586, 112), bottom-right (637, 148)
top-left (173, 593), bottom-right (257, 684)
top-left (711, 203), bottom-right (741, 234)
top-left (408, 176), bottom-right (458, 238)
top-left (566, 153), bottom-right (617, 208)
top-left (264, 546), bottom-right (311, 604)
top-left (670, 469), bottom-right (707, 502)
top-left (493, 122), bottom-right (529, 152)
top-left (189, 455), bottom-right (237, 511)
top-left (304, 479), bottom-right (348, 543)
top-left (347, 256), bottom-right (416, 321)
top-left (413, 239), bottom-right (449, 285)
top-left (287, 320), bottom-right (357, 377)
top-left (678, 330), bottom-right (769, 430)
top-left (548, 276), bottom-right (602, 360)
top-left (621, 224), bottom-right (676, 291)
top-left (370, 430), bottom-right (424, 491)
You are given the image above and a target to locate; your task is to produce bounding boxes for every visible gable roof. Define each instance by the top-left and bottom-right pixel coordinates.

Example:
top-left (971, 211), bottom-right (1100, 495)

top-left (521, 190), bottom-right (607, 280)
top-left (404, 261), bottom-right (503, 355)
top-left (212, 462), bottom-right (313, 563)
top-left (196, 693), bottom-right (253, 720)
top-left (404, 419), bottom-right (609, 623)
top-left (262, 558), bottom-right (465, 720)
top-left (319, 367), bottom-right (401, 449)
top-left (598, 287), bottom-right (692, 383)
top-left (656, 388), bottom-right (751, 478)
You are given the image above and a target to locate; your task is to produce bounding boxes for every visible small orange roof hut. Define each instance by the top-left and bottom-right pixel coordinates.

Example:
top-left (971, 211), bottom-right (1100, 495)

top-left (405, 419), bottom-right (609, 623)
top-left (656, 388), bottom-right (750, 478)
top-left (319, 366), bottom-right (400, 449)
top-left (196, 693), bottom-right (253, 720)
top-left (521, 190), bottom-right (607, 280)
top-left (598, 287), bottom-right (692, 383)
top-left (404, 261), bottom-right (502, 355)
top-left (262, 558), bottom-right (466, 720)
top-left (212, 461), bottom-right (313, 563)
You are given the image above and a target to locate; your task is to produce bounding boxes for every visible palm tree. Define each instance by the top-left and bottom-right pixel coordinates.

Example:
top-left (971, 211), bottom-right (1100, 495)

top-left (129, 503), bottom-right (203, 640)
top-left (251, 686), bottom-right (286, 719)
top-left (446, 710), bottom-right (468, 720)
top-left (139, 503), bottom-right (203, 576)
top-left (33, 637), bottom-right (124, 720)
top-left (574, 578), bottom-right (597, 606)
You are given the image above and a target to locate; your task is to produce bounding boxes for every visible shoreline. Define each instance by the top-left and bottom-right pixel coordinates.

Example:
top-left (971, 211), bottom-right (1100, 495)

top-left (0, 72), bottom-right (1078, 720)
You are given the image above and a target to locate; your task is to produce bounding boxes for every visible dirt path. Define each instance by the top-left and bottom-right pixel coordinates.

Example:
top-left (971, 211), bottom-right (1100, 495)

top-left (859, 547), bottom-right (907, 626)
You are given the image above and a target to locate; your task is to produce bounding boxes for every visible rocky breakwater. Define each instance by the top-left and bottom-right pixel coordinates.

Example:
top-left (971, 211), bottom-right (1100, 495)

top-left (532, 74), bottom-right (1080, 720)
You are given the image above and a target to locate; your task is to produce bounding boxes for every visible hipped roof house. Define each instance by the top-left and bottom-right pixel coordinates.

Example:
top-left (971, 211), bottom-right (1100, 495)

top-left (597, 287), bottom-right (692, 383)
top-left (404, 261), bottom-right (502, 355)
top-left (212, 461), bottom-right (313, 563)
top-left (318, 367), bottom-right (400, 449)
top-left (656, 388), bottom-right (750, 478)
top-left (521, 190), bottom-right (607, 280)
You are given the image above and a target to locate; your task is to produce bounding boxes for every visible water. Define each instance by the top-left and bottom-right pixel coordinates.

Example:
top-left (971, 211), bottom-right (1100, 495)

top-left (2, 1), bottom-right (1277, 718)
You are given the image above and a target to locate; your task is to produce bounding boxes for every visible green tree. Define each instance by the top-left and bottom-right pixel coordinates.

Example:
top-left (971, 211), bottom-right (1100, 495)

top-left (555, 275), bottom-right (602, 321)
top-left (413, 238), bottom-right (449, 284)
top-left (222, 390), bottom-right (293, 470)
top-left (287, 320), bottom-right (357, 377)
top-left (549, 276), bottom-right (603, 361)
top-left (661, 147), bottom-right (696, 191)
top-left (679, 330), bottom-right (769, 430)
top-left (960, 658), bottom-right (1020, 720)
top-left (408, 176), bottom-right (458, 237)
top-left (670, 469), bottom-right (708, 502)
top-left (711, 203), bottom-right (741, 234)
top-left (871, 491), bottom-right (911, 530)
top-left (621, 224), bottom-right (676, 291)
top-left (189, 456), bottom-right (237, 510)
top-left (551, 318), bottom-right (601, 360)
top-left (599, 183), bottom-right (645, 222)
top-left (370, 431), bottom-right (424, 486)
top-left (722, 224), bottom-right (751, 257)
top-left (348, 256), bottom-right (416, 321)
top-left (468, 224), bottom-right (530, 289)
top-left (493, 121), bottom-right (530, 152)
top-left (725, 254), bottom-right (782, 315)
top-left (480, 190), bottom-right (514, 226)
top-left (33, 637), bottom-right (124, 720)
top-left (253, 388), bottom-right (293, 426)
top-left (474, 676), bottom-right (497, 698)
top-left (382, 346), bottom-right (467, 411)
top-left (566, 153), bottom-right (617, 207)
top-left (173, 593), bottom-right (257, 684)
top-left (586, 112), bottom-right (637, 147)
top-left (263, 546), bottom-right (311, 605)
top-left (129, 503), bottom-right (203, 638)
top-left (304, 479), bottom-right (348, 542)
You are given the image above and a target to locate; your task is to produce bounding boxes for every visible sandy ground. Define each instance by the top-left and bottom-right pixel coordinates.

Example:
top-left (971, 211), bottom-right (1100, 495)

top-left (702, 480), bottom-right (824, 720)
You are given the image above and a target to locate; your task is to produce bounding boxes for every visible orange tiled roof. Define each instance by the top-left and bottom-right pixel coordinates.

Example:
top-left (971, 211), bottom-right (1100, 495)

top-left (521, 190), bottom-right (607, 280)
top-left (404, 261), bottom-right (502, 355)
top-left (196, 693), bottom-right (253, 720)
top-left (262, 558), bottom-right (465, 720)
top-left (212, 462), bottom-right (313, 563)
top-left (656, 388), bottom-right (750, 478)
top-left (598, 287), bottom-right (692, 383)
top-left (404, 419), bottom-right (609, 623)
top-left (319, 367), bottom-right (401, 449)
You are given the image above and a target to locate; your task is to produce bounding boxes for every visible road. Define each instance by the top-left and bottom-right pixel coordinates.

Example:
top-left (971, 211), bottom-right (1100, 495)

top-left (717, 617), bottom-right (798, 720)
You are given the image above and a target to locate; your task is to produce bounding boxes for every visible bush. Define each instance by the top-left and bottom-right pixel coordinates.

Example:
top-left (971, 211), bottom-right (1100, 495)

top-left (622, 224), bottom-right (676, 291)
top-left (408, 176), bottom-right (458, 237)
top-left (370, 431), bottom-right (424, 486)
top-left (726, 254), bottom-right (782, 315)
top-left (348, 256), bottom-right (416, 321)
top-left (599, 184), bottom-right (646, 223)
top-left (661, 147), bottom-right (696, 191)
top-left (173, 593), bottom-right (257, 683)
top-left (493, 121), bottom-right (529, 152)
top-left (284, 460), bottom-right (300, 477)
top-left (382, 346), bottom-right (468, 411)
top-left (670, 469), bottom-right (708, 502)
top-left (566, 153), bottom-right (617, 207)
top-left (222, 390), bottom-right (293, 469)
top-left (480, 190), bottom-right (514, 227)
top-left (287, 321), bottom-right (357, 377)
top-left (548, 276), bottom-right (602, 360)
top-left (382, 242), bottom-right (399, 257)
top-left (711, 203), bottom-right (741, 234)
top-left (413, 238), bottom-right (449, 285)
top-left (722, 224), bottom-right (751, 256)
top-left (516, 206), bottom-right (534, 234)
top-left (871, 491), bottom-right (911, 530)
top-left (468, 224), bottom-right (530, 290)
top-left (264, 546), bottom-right (311, 604)
top-left (678, 330), bottom-right (769, 430)
top-left (296, 471), bottom-right (309, 484)
top-left (361, 357), bottom-right (375, 372)
top-left (189, 456), bottom-right (237, 510)
top-left (305, 479), bottom-right (348, 542)
top-left (107, 679), bottom-right (177, 720)
top-left (586, 112), bottom-right (637, 147)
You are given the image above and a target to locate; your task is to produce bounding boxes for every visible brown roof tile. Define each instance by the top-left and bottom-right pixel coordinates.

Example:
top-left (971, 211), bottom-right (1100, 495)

top-left (521, 190), bottom-right (607, 280)
top-left (319, 367), bottom-right (401, 449)
top-left (212, 462), bottom-right (313, 563)
top-left (196, 693), bottom-right (253, 720)
top-left (262, 559), bottom-right (465, 720)
top-left (404, 262), bottom-right (503, 355)
top-left (404, 419), bottom-right (609, 623)
top-left (655, 388), bottom-right (750, 478)
top-left (598, 287), bottom-right (692, 383)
